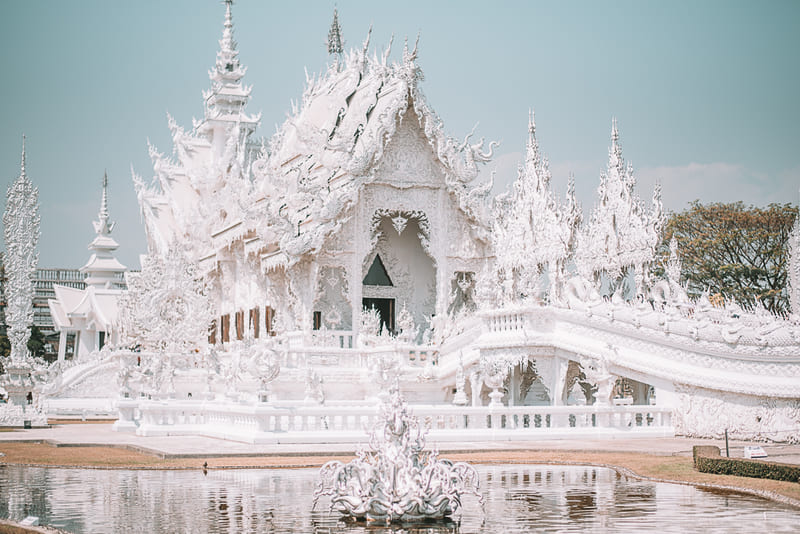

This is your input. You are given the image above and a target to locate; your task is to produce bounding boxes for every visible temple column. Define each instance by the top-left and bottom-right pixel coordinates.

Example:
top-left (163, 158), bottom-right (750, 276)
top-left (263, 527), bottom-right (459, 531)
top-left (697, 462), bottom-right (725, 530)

top-left (352, 206), bottom-right (365, 343)
top-left (507, 365), bottom-right (517, 407)
top-left (73, 331), bottom-right (80, 359)
top-left (552, 358), bottom-right (570, 406)
top-left (57, 330), bottom-right (67, 361)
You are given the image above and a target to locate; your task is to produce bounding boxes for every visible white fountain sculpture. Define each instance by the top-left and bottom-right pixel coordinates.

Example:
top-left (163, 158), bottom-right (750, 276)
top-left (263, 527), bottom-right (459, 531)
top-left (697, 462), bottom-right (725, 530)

top-left (313, 385), bottom-right (482, 523)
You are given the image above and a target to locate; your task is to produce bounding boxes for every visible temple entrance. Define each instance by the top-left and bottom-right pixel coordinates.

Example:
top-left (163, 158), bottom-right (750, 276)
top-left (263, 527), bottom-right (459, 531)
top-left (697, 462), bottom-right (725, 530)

top-left (363, 297), bottom-right (395, 334)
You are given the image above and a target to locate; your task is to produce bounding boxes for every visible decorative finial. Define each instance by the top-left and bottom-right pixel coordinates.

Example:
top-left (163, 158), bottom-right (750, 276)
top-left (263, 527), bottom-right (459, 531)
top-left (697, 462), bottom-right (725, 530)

top-left (93, 171), bottom-right (114, 235)
top-left (528, 109), bottom-right (536, 136)
top-left (100, 170), bottom-right (109, 221)
top-left (20, 134), bottom-right (26, 178)
top-left (611, 117), bottom-right (622, 161)
top-left (327, 8), bottom-right (344, 58)
top-left (525, 108), bottom-right (540, 171)
top-left (221, 0), bottom-right (235, 55)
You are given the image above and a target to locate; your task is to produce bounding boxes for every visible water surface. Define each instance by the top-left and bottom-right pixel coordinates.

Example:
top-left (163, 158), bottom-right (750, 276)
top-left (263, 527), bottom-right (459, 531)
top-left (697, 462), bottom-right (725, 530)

top-left (0, 464), bottom-right (797, 533)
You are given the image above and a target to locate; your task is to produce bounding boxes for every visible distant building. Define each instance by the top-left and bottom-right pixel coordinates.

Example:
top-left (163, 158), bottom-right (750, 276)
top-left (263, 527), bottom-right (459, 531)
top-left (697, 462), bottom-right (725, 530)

top-left (48, 173), bottom-right (127, 360)
top-left (0, 264), bottom-right (87, 359)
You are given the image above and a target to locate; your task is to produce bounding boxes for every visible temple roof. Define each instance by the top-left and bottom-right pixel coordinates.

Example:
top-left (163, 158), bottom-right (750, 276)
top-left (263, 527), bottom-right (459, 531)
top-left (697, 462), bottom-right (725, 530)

top-left (249, 33), bottom-right (496, 264)
top-left (48, 284), bottom-right (120, 332)
top-left (135, 7), bottom-right (496, 268)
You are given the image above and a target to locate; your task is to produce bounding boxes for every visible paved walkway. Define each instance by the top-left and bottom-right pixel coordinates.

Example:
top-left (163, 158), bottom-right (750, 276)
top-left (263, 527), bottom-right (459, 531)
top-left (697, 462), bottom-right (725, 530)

top-left (2, 423), bottom-right (800, 464)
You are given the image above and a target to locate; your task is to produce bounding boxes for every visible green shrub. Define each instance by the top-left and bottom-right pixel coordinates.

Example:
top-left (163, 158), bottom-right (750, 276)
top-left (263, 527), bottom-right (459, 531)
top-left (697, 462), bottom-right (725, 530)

top-left (693, 445), bottom-right (800, 483)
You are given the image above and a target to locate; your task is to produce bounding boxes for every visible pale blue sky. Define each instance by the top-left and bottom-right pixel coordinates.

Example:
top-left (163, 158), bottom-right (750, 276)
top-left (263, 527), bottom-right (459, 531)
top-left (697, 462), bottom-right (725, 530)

top-left (1, 1), bottom-right (798, 268)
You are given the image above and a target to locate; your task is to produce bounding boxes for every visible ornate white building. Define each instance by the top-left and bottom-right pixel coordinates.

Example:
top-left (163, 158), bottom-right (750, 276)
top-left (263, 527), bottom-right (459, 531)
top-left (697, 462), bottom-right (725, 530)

top-left (48, 173), bottom-right (127, 361)
top-left (38, 3), bottom-right (800, 444)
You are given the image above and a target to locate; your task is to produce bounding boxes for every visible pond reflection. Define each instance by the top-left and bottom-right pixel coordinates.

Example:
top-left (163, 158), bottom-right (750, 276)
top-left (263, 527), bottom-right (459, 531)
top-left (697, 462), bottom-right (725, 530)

top-left (0, 464), bottom-right (797, 533)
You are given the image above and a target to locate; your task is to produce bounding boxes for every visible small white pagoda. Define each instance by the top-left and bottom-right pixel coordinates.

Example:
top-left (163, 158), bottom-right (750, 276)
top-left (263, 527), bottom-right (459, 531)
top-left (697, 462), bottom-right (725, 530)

top-left (48, 172), bottom-right (126, 360)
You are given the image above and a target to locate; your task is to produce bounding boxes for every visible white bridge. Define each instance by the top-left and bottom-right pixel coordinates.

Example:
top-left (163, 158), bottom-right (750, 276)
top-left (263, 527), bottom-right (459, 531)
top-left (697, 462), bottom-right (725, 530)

top-left (81, 297), bottom-right (800, 445)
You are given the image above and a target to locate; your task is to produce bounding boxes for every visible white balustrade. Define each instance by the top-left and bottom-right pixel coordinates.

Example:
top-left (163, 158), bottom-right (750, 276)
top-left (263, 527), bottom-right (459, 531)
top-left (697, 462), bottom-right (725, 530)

top-left (131, 400), bottom-right (673, 442)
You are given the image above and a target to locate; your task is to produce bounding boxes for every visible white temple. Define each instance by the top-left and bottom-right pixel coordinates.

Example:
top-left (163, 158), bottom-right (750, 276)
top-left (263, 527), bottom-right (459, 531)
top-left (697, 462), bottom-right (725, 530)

top-left (48, 172), bottom-right (126, 360)
top-left (33, 2), bottom-right (800, 444)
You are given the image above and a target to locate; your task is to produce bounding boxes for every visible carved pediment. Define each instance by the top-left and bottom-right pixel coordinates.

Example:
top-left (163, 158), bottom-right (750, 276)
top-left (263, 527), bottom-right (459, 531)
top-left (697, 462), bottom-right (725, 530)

top-left (374, 110), bottom-right (441, 188)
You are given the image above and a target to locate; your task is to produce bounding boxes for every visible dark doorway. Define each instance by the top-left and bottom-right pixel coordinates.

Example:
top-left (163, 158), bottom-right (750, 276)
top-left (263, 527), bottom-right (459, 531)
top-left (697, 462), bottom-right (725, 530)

top-left (362, 297), bottom-right (395, 334)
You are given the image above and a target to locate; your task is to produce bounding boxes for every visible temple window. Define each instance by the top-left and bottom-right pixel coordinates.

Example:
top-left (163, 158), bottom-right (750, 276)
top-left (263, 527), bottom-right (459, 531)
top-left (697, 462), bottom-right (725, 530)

top-left (250, 307), bottom-right (260, 338)
top-left (265, 306), bottom-right (275, 336)
top-left (208, 319), bottom-right (217, 345)
top-left (235, 310), bottom-right (244, 340)
top-left (221, 314), bottom-right (230, 343)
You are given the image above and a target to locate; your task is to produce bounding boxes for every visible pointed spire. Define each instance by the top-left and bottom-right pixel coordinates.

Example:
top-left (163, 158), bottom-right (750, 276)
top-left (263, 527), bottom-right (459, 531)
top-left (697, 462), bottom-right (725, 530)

top-left (83, 171), bottom-right (125, 288)
top-left (221, 0), bottom-right (235, 52)
top-left (327, 8), bottom-right (344, 57)
top-left (198, 0), bottom-right (259, 141)
top-left (525, 109), bottom-right (540, 171)
top-left (611, 117), bottom-right (623, 164)
top-left (19, 134), bottom-right (26, 179)
top-left (576, 117), bottom-right (664, 286)
top-left (210, 0), bottom-right (245, 87)
top-left (93, 171), bottom-right (114, 236)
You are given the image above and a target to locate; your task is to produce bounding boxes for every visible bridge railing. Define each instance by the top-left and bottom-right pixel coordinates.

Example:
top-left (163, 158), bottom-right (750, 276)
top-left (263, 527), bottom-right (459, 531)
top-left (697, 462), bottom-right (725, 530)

top-left (126, 400), bottom-right (673, 441)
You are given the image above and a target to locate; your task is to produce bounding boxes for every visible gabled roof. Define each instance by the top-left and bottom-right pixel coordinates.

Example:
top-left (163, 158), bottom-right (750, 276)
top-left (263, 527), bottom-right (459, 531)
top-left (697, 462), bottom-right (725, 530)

top-left (48, 284), bottom-right (122, 332)
top-left (133, 9), bottom-right (496, 268)
top-left (250, 36), bottom-right (497, 265)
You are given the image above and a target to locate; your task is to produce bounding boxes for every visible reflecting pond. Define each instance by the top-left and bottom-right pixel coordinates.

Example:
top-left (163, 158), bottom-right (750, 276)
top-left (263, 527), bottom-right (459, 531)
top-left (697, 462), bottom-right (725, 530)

top-left (0, 464), bottom-right (798, 533)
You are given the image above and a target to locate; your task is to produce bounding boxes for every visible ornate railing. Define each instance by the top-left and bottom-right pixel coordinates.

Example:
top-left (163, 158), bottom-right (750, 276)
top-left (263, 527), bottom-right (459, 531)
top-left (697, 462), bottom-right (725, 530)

top-left (125, 399), bottom-right (673, 442)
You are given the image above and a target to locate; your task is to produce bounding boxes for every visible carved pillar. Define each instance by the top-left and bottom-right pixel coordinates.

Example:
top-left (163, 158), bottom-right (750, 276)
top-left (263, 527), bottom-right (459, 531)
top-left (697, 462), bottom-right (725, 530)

top-left (352, 205), bottom-right (364, 341)
top-left (552, 358), bottom-right (570, 406)
top-left (507, 365), bottom-right (517, 407)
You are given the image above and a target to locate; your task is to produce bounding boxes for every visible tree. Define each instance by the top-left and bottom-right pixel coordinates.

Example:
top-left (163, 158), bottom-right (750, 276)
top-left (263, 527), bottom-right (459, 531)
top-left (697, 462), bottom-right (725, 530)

top-left (0, 326), bottom-right (44, 362)
top-left (27, 324), bottom-right (45, 360)
top-left (0, 334), bottom-right (9, 358)
top-left (659, 201), bottom-right (798, 314)
top-left (0, 334), bottom-right (8, 374)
